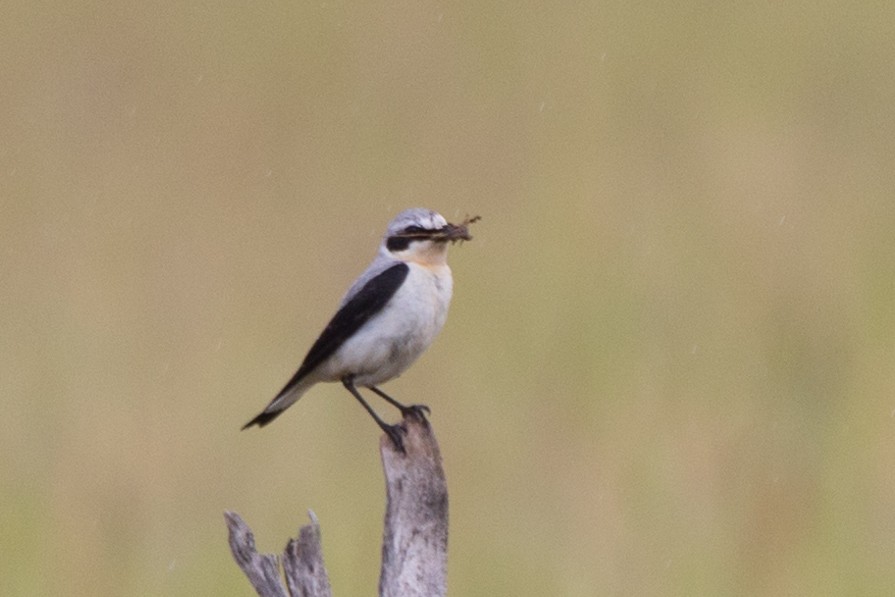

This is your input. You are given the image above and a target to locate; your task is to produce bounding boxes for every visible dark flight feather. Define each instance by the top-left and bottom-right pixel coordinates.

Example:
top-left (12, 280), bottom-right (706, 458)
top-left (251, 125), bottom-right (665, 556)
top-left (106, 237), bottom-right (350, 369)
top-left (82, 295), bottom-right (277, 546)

top-left (242, 262), bottom-right (410, 429)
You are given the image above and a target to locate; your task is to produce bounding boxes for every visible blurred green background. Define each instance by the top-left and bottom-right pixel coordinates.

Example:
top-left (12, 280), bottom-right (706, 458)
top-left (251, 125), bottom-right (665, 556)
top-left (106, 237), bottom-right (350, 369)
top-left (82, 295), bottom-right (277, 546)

top-left (2, 1), bottom-right (894, 595)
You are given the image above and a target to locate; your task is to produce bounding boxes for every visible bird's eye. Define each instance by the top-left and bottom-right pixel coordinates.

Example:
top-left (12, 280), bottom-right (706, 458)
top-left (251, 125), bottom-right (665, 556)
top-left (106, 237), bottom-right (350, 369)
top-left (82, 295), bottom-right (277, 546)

top-left (387, 225), bottom-right (436, 252)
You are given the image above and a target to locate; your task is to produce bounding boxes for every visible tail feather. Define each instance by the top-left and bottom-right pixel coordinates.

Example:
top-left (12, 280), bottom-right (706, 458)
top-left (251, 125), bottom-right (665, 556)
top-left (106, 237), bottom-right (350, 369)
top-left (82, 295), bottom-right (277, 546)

top-left (241, 382), bottom-right (310, 430)
top-left (242, 409), bottom-right (283, 429)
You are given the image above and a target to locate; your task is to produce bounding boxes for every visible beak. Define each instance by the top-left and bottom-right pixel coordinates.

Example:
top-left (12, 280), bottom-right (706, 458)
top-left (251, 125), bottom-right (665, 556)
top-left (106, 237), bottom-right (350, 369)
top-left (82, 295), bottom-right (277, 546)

top-left (435, 222), bottom-right (474, 243)
top-left (435, 215), bottom-right (480, 243)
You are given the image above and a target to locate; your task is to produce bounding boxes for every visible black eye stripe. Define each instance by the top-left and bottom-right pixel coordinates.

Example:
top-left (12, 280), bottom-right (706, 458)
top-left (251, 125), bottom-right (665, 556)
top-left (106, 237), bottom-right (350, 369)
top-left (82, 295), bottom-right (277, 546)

top-left (386, 236), bottom-right (412, 252)
top-left (386, 223), bottom-right (447, 252)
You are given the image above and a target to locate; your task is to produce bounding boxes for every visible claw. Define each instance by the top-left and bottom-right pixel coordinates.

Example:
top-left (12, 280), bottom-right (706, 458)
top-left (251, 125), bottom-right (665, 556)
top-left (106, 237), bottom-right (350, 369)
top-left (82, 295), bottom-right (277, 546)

top-left (402, 404), bottom-right (430, 420)
top-left (384, 424), bottom-right (407, 454)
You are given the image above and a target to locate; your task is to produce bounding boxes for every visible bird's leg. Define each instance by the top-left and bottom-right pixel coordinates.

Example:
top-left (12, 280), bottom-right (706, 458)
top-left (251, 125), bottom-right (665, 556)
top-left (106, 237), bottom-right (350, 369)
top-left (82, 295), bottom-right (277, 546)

top-left (342, 378), bottom-right (406, 453)
top-left (369, 385), bottom-right (430, 418)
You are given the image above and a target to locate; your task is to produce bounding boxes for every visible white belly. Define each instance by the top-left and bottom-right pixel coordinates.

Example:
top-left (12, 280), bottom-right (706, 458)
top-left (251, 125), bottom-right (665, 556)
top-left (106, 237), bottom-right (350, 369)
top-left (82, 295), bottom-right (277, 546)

top-left (320, 262), bottom-right (453, 386)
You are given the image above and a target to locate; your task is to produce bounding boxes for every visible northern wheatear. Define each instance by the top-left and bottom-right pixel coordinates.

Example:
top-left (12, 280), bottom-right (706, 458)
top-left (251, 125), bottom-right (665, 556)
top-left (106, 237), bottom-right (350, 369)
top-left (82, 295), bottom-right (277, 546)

top-left (242, 208), bottom-right (476, 451)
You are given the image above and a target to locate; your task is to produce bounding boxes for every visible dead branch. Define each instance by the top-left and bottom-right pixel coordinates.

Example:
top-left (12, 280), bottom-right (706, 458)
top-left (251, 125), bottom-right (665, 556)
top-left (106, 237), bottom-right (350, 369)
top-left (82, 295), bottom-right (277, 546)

top-left (226, 410), bottom-right (448, 596)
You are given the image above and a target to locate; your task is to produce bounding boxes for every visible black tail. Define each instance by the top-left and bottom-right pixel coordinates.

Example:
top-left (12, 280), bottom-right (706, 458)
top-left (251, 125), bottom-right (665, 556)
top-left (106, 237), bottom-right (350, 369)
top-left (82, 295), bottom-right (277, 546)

top-left (241, 409), bottom-right (282, 430)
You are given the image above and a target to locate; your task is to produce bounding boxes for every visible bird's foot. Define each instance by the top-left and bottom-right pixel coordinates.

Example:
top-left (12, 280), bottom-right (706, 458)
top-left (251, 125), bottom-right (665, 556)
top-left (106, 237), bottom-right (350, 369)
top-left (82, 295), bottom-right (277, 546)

top-left (383, 406), bottom-right (429, 453)
top-left (383, 424), bottom-right (408, 454)
top-left (400, 403), bottom-right (430, 420)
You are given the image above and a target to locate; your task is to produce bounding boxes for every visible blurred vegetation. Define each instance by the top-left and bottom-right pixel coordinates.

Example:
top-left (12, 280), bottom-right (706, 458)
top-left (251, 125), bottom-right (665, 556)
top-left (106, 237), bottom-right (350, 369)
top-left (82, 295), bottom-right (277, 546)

top-left (2, 1), bottom-right (894, 595)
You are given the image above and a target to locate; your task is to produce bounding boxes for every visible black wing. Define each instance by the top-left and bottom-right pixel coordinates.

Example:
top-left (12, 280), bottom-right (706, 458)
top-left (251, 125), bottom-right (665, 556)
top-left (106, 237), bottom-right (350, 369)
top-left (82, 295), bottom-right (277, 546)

top-left (275, 262), bottom-right (410, 397)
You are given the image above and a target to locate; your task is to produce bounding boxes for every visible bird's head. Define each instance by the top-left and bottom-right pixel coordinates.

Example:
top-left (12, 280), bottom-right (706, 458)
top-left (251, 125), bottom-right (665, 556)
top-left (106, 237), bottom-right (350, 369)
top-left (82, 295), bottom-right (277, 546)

top-left (381, 208), bottom-right (477, 266)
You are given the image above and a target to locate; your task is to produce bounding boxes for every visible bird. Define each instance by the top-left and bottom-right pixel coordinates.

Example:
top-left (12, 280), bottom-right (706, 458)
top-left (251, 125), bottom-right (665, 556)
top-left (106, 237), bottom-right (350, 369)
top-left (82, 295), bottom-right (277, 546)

top-left (242, 208), bottom-right (476, 451)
